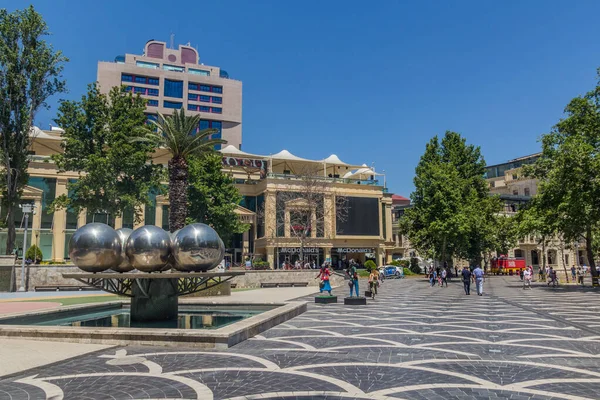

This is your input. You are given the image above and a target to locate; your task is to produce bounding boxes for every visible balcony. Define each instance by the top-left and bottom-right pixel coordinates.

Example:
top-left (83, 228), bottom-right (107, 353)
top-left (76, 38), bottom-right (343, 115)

top-left (267, 173), bottom-right (381, 186)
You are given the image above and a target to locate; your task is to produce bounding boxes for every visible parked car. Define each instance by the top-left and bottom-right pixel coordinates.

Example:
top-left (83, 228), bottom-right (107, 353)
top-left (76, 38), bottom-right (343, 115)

top-left (379, 265), bottom-right (404, 279)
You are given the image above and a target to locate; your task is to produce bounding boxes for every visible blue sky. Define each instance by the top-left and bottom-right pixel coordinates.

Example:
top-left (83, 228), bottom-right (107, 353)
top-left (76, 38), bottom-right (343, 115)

top-left (7, 0), bottom-right (600, 196)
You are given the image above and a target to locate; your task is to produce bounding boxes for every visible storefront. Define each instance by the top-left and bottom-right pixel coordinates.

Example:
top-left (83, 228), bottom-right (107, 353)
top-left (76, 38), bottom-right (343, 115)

top-left (331, 247), bottom-right (376, 270)
top-left (276, 247), bottom-right (323, 268)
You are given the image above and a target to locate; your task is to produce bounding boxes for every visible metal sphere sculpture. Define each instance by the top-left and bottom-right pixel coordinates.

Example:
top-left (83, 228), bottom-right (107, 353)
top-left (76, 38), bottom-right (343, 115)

top-left (125, 225), bottom-right (171, 272)
top-left (69, 223), bottom-right (121, 273)
top-left (172, 223), bottom-right (225, 272)
top-left (112, 228), bottom-right (134, 272)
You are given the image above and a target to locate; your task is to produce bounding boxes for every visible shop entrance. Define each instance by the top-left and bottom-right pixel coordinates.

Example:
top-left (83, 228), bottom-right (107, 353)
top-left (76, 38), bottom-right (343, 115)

top-left (277, 247), bottom-right (322, 269)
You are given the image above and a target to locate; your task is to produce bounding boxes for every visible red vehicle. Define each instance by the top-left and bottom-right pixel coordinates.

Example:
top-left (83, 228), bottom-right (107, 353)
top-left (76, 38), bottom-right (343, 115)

top-left (491, 256), bottom-right (526, 275)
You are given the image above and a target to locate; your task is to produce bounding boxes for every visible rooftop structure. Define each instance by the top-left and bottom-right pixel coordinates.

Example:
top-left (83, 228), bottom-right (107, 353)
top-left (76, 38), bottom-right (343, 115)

top-left (97, 40), bottom-right (242, 149)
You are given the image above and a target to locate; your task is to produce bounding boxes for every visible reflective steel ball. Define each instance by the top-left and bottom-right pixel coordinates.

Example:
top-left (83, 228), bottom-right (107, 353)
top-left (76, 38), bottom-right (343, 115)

top-left (172, 223), bottom-right (225, 272)
top-left (69, 223), bottom-right (121, 273)
top-left (125, 225), bottom-right (171, 272)
top-left (112, 228), bottom-right (134, 272)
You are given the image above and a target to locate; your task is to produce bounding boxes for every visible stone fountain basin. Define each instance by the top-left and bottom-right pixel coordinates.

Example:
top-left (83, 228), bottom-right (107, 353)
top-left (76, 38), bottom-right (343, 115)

top-left (0, 300), bottom-right (306, 349)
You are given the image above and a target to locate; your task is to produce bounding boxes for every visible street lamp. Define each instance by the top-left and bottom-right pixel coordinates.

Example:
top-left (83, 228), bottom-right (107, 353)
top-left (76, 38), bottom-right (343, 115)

top-left (18, 203), bottom-right (35, 292)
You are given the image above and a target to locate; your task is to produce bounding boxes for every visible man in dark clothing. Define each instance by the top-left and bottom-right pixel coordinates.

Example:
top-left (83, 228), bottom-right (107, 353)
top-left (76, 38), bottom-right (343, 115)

top-left (461, 266), bottom-right (471, 295)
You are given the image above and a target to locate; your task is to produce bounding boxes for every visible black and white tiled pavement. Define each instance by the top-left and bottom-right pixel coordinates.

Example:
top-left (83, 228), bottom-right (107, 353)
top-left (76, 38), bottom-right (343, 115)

top-left (2, 276), bottom-right (600, 399)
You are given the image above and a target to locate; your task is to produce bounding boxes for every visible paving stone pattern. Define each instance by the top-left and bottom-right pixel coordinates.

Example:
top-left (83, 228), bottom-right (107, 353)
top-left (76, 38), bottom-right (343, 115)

top-left (2, 276), bottom-right (600, 399)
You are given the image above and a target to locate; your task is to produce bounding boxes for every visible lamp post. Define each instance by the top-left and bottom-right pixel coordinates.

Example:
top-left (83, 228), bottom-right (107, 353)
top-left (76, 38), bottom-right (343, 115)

top-left (18, 203), bottom-right (35, 292)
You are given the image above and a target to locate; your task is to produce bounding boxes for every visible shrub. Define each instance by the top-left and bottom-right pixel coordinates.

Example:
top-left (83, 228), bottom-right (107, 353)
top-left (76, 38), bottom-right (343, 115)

top-left (253, 260), bottom-right (270, 270)
top-left (358, 269), bottom-right (371, 277)
top-left (364, 260), bottom-right (377, 271)
top-left (403, 267), bottom-right (414, 275)
top-left (409, 257), bottom-right (421, 274)
top-left (26, 245), bottom-right (42, 263)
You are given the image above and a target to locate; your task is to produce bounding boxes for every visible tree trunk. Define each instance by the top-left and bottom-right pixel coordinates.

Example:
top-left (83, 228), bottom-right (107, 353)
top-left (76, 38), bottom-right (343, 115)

top-left (5, 206), bottom-right (15, 256)
top-left (168, 156), bottom-right (189, 232)
top-left (560, 240), bottom-right (568, 283)
top-left (541, 238), bottom-right (546, 270)
top-left (585, 226), bottom-right (597, 280)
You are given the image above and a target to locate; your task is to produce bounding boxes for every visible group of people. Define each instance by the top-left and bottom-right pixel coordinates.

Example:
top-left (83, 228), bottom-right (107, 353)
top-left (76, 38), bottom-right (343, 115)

top-left (315, 262), bottom-right (382, 299)
top-left (459, 265), bottom-right (485, 296)
top-left (281, 260), bottom-right (317, 270)
top-left (427, 267), bottom-right (449, 287)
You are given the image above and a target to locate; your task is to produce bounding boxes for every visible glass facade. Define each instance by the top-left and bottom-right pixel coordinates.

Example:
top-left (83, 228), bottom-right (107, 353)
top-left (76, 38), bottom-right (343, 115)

top-left (28, 177), bottom-right (56, 229)
top-left (163, 64), bottom-right (184, 72)
top-left (164, 79), bottom-right (183, 98)
top-left (211, 107), bottom-right (222, 114)
top-left (164, 100), bottom-right (182, 109)
top-left (147, 99), bottom-right (158, 107)
top-left (86, 212), bottom-right (115, 227)
top-left (189, 68), bottom-right (210, 76)
top-left (121, 74), bottom-right (159, 85)
top-left (484, 155), bottom-right (540, 178)
top-left (162, 205), bottom-right (169, 231)
top-left (136, 61), bottom-right (159, 69)
top-left (211, 97), bottom-right (222, 104)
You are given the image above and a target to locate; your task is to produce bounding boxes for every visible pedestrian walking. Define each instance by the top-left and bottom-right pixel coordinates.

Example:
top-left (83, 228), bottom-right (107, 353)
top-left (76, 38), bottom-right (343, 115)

top-left (571, 265), bottom-right (576, 283)
top-left (441, 268), bottom-right (448, 287)
top-left (347, 264), bottom-right (359, 297)
top-left (368, 269), bottom-right (379, 299)
top-left (461, 266), bottom-right (471, 295)
top-left (316, 264), bottom-right (332, 295)
top-left (431, 269), bottom-right (437, 287)
top-left (577, 266), bottom-right (584, 286)
top-left (548, 267), bottom-right (558, 287)
top-left (519, 269), bottom-right (524, 281)
top-left (473, 265), bottom-right (485, 296)
top-left (523, 267), bottom-right (532, 289)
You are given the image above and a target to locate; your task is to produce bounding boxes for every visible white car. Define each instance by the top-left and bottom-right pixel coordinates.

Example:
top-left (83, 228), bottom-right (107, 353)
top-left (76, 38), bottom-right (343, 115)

top-left (378, 265), bottom-right (404, 279)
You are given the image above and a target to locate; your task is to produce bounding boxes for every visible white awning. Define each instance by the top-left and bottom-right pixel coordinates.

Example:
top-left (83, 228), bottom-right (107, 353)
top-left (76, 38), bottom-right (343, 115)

top-left (219, 145), bottom-right (265, 159)
top-left (270, 149), bottom-right (314, 162)
top-left (29, 126), bottom-right (62, 140)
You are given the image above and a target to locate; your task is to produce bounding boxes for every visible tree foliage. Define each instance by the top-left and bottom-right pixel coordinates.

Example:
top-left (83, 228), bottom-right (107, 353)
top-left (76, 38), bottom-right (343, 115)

top-left (51, 84), bottom-right (163, 219)
top-left (137, 108), bottom-right (225, 231)
top-left (187, 153), bottom-right (248, 243)
top-left (523, 69), bottom-right (600, 276)
top-left (0, 6), bottom-right (67, 253)
top-left (403, 131), bottom-right (501, 264)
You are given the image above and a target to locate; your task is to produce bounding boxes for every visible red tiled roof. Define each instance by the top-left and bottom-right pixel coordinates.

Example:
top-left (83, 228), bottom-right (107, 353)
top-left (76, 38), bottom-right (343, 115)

top-left (392, 194), bottom-right (410, 202)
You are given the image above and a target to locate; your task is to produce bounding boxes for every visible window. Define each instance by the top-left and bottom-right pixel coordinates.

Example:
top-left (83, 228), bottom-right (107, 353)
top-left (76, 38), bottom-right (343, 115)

top-left (164, 79), bottom-right (183, 98)
top-left (211, 96), bottom-right (222, 104)
top-left (163, 64), bottom-right (184, 72)
top-left (136, 61), bottom-right (159, 69)
top-left (188, 93), bottom-right (198, 101)
top-left (211, 107), bottom-right (222, 114)
top-left (565, 254), bottom-right (569, 265)
top-left (524, 187), bottom-right (530, 196)
top-left (161, 205), bottom-right (169, 230)
top-left (121, 74), bottom-right (133, 82)
top-left (148, 88), bottom-right (159, 96)
top-left (512, 190), bottom-right (519, 196)
top-left (188, 104), bottom-right (198, 111)
top-left (188, 83), bottom-right (199, 91)
top-left (147, 99), bottom-right (158, 107)
top-left (148, 77), bottom-right (159, 85)
top-left (212, 86), bottom-right (223, 94)
top-left (200, 85), bottom-right (211, 92)
top-left (124, 86), bottom-right (133, 92)
top-left (188, 68), bottom-right (210, 76)
top-left (512, 174), bottom-right (518, 180)
top-left (134, 76), bottom-right (147, 84)
top-left (199, 95), bottom-right (211, 102)
top-left (134, 87), bottom-right (146, 94)
top-left (164, 100), bottom-right (182, 109)
top-left (199, 106), bottom-right (210, 112)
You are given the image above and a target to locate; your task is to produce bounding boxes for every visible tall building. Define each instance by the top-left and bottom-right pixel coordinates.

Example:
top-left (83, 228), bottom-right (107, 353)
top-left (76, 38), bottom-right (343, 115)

top-left (97, 40), bottom-right (242, 149)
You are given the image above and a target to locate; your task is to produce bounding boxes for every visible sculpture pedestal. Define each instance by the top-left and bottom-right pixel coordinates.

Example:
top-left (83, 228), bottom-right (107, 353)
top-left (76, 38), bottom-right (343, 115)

top-left (344, 296), bottom-right (367, 305)
top-left (315, 295), bottom-right (337, 304)
top-left (131, 278), bottom-right (178, 322)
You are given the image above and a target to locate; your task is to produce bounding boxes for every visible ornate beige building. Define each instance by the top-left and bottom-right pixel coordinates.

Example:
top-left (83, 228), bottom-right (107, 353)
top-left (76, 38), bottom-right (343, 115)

top-left (3, 129), bottom-right (394, 268)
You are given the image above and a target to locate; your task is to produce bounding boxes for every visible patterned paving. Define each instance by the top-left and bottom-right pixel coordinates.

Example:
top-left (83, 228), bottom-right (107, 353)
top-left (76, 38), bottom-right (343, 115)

top-left (2, 276), bottom-right (600, 399)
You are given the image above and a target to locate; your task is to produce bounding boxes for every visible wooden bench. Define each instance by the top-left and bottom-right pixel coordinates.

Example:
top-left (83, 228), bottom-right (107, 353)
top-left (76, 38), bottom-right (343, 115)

top-left (291, 282), bottom-right (309, 287)
top-left (34, 285), bottom-right (95, 292)
top-left (260, 282), bottom-right (309, 288)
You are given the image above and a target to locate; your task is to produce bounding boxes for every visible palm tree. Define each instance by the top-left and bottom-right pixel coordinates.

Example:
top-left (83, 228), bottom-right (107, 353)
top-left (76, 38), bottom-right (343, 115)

top-left (137, 108), bottom-right (226, 231)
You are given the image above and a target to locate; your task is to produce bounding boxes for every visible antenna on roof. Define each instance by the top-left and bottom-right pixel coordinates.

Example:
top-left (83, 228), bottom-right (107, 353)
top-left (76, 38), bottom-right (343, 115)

top-left (170, 33), bottom-right (174, 49)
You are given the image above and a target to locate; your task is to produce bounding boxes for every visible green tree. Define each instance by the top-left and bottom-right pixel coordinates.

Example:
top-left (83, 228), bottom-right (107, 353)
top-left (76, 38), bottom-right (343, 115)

top-left (138, 108), bottom-right (225, 232)
top-left (524, 69), bottom-right (600, 283)
top-left (0, 6), bottom-right (67, 254)
top-left (51, 84), bottom-right (163, 219)
top-left (403, 131), bottom-right (501, 266)
top-left (187, 153), bottom-right (248, 243)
